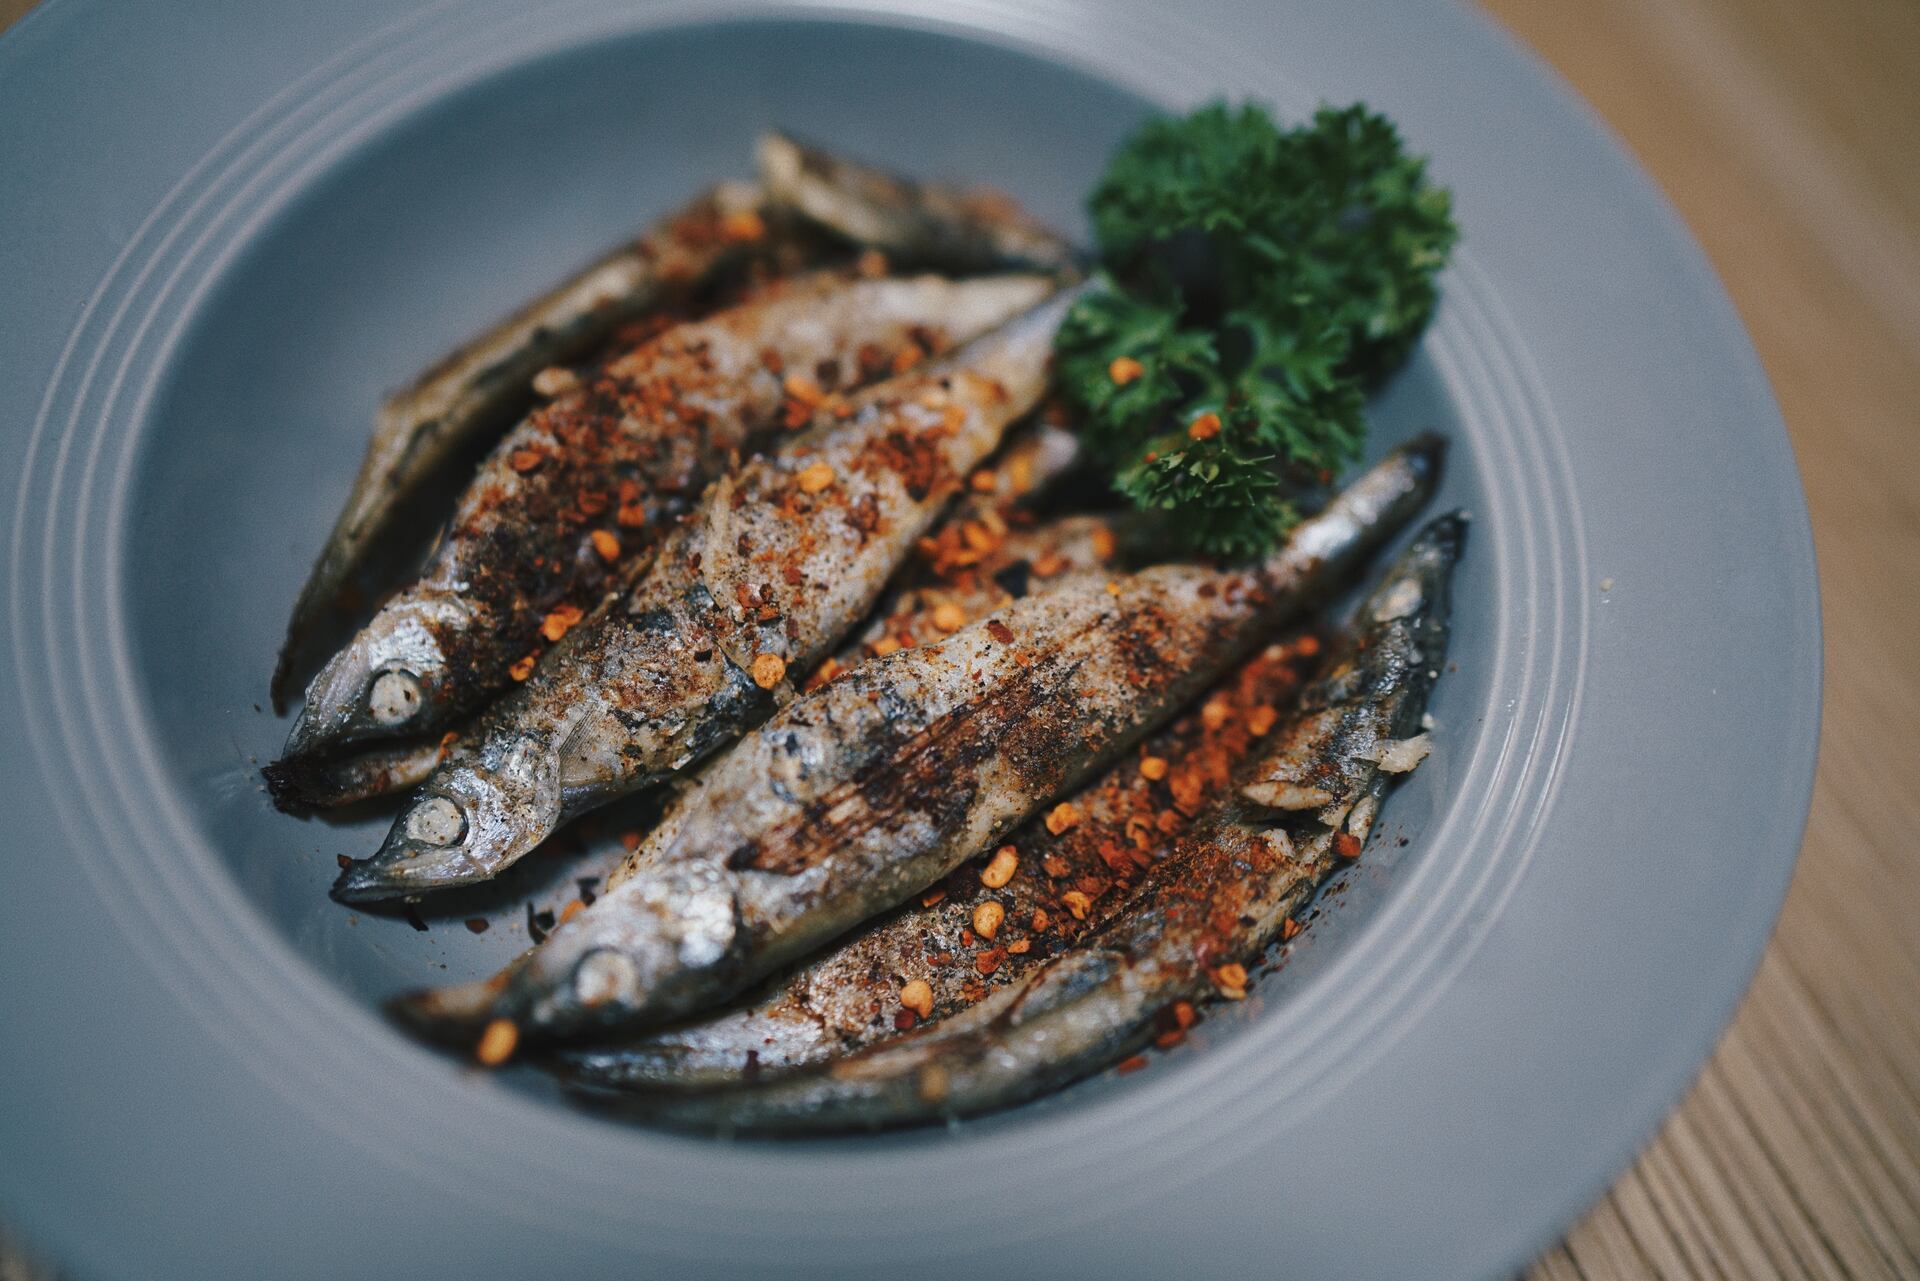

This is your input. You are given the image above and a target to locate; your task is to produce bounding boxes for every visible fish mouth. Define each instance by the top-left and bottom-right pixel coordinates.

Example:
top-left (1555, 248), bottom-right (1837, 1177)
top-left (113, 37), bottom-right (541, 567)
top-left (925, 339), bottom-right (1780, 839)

top-left (283, 657), bottom-right (430, 761)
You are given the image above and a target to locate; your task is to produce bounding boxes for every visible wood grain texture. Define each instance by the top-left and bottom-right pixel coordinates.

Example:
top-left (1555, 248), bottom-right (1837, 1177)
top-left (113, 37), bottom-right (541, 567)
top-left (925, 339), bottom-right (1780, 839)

top-left (1477, 0), bottom-right (1920, 1277)
top-left (1, 0), bottom-right (1915, 1277)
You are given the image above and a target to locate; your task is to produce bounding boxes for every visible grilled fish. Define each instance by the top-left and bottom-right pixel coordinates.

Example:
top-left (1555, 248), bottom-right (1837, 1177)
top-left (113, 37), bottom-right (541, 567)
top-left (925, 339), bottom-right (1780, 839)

top-left (579, 512), bottom-right (1463, 1130)
top-left (272, 183), bottom-right (788, 707)
top-left (281, 271), bottom-right (1055, 766)
top-left (757, 132), bottom-right (1081, 275)
top-left (332, 287), bottom-right (1085, 902)
top-left (265, 421), bottom-right (1084, 812)
top-left (558, 636), bottom-right (1315, 1091)
top-left (386, 438), bottom-right (1441, 1045)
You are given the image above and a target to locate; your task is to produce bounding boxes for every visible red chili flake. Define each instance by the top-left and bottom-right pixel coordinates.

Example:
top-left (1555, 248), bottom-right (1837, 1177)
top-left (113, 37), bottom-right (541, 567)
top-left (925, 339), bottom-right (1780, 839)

top-left (508, 449), bottom-right (544, 473)
top-left (465, 918), bottom-right (490, 934)
top-left (986, 620), bottom-right (1015, 645)
top-left (1116, 1054), bottom-right (1150, 1075)
top-left (1281, 916), bottom-right (1303, 941)
top-left (1334, 832), bottom-right (1363, 860)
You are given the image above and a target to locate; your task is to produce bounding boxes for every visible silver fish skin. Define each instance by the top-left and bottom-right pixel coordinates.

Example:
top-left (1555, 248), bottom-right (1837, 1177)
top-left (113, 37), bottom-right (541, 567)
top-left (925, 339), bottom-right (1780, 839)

top-left (556, 635), bottom-right (1309, 1093)
top-left (758, 132), bottom-right (1082, 274)
top-left (273, 182), bottom-right (780, 709)
top-left (333, 286), bottom-right (1085, 903)
top-left (585, 511), bottom-right (1463, 1131)
top-left (265, 421), bottom-right (1084, 812)
top-left (386, 438), bottom-right (1441, 1044)
top-left (283, 272), bottom-right (1055, 765)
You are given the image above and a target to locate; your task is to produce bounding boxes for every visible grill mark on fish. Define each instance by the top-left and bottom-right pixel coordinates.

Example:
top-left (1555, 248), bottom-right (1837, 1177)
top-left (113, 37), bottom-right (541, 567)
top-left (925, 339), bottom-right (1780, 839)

top-left (728, 642), bottom-right (1084, 876)
top-left (570, 512), bottom-right (1463, 1130)
top-left (385, 439), bottom-right (1441, 1042)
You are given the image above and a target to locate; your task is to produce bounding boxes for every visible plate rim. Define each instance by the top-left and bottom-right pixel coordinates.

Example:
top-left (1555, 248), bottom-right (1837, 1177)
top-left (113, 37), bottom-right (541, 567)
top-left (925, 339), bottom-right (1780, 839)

top-left (0, 1), bottom-right (1820, 1277)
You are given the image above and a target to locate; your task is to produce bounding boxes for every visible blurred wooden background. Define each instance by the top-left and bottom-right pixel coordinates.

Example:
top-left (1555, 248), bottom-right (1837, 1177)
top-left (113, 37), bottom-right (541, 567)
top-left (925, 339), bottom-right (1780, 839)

top-left (2, 0), bottom-right (1915, 1277)
top-left (1481, 0), bottom-right (1920, 1276)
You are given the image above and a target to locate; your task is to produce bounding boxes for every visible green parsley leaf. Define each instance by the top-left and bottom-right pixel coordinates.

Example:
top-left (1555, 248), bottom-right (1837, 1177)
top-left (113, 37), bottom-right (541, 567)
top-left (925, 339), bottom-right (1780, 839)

top-left (1055, 101), bottom-right (1456, 557)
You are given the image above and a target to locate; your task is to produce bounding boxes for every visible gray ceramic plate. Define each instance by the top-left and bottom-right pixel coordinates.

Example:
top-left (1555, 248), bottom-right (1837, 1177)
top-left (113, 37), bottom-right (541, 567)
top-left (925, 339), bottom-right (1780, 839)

top-left (0, 1), bottom-right (1819, 1277)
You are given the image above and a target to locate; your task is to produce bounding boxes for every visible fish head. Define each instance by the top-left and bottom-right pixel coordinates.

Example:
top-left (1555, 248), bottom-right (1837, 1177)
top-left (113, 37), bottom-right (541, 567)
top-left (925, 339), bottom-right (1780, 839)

top-left (283, 594), bottom-right (469, 758)
top-left (330, 734), bottom-right (565, 903)
top-left (408, 860), bottom-right (745, 1044)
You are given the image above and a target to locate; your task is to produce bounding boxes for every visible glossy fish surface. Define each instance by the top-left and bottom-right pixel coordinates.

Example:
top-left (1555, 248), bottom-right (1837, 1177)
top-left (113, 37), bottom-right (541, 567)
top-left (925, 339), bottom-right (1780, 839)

top-left (266, 420), bottom-right (1084, 812)
top-left (273, 183), bottom-right (788, 706)
top-left (386, 438), bottom-right (1441, 1045)
top-left (587, 512), bottom-right (1463, 1131)
top-left (334, 288), bottom-right (1083, 902)
top-left (281, 271), bottom-right (1054, 767)
top-left (558, 635), bottom-right (1316, 1091)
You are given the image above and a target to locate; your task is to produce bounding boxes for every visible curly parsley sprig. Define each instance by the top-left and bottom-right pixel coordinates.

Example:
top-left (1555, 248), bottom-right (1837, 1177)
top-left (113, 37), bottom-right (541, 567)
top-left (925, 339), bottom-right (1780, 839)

top-left (1055, 102), bottom-right (1456, 557)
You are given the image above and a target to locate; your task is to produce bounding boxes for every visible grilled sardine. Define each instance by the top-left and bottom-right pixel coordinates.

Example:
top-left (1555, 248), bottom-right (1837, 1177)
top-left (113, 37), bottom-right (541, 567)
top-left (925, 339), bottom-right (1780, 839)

top-left (579, 512), bottom-right (1463, 1130)
top-left (332, 287), bottom-right (1085, 902)
top-left (387, 439), bottom-right (1442, 1044)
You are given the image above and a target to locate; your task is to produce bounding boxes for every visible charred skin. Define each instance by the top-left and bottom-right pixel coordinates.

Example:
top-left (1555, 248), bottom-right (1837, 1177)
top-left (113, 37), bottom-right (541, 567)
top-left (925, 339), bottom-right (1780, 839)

top-left (280, 272), bottom-right (1056, 766)
top-left (758, 132), bottom-right (1082, 275)
top-left (558, 637), bottom-right (1314, 1091)
top-left (273, 183), bottom-right (789, 708)
top-left (386, 438), bottom-right (1441, 1045)
top-left (582, 512), bottom-right (1464, 1131)
top-left (262, 735), bottom-right (447, 813)
top-left (335, 288), bottom-right (1085, 902)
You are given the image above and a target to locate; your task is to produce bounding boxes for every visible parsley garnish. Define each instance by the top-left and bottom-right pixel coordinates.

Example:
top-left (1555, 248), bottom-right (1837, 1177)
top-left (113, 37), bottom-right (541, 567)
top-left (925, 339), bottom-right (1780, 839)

top-left (1055, 102), bottom-right (1456, 558)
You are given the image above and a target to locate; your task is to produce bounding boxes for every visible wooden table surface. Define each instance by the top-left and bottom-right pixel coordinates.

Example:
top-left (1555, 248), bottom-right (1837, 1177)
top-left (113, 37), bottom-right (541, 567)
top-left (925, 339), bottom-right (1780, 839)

top-left (2, 1), bottom-right (1915, 1277)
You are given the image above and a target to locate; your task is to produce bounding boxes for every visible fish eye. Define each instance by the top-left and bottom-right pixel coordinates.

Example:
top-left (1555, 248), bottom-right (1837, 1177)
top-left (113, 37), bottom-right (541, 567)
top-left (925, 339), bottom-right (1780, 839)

top-left (573, 948), bottom-right (639, 1009)
top-left (403, 795), bottom-right (467, 848)
top-left (367, 668), bottom-right (424, 726)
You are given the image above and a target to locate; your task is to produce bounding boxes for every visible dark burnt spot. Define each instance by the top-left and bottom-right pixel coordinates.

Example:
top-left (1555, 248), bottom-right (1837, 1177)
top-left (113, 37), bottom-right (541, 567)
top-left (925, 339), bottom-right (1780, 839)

top-left (738, 654), bottom-right (1072, 877)
top-left (992, 559), bottom-right (1032, 600)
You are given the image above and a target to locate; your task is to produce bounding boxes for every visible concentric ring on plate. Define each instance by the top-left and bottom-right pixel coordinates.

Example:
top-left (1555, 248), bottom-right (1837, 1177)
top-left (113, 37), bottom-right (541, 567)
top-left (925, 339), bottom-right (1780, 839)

top-left (9, 0), bottom-right (1582, 1255)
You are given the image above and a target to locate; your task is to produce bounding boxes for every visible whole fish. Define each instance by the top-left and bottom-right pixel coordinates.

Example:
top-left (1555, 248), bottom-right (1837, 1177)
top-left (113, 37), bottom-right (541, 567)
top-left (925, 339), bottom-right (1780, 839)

top-left (275, 139), bottom-right (1081, 709)
top-left (281, 271), bottom-right (1055, 766)
top-left (579, 512), bottom-right (1463, 1130)
top-left (264, 421), bottom-right (1085, 812)
top-left (757, 131), bottom-right (1081, 275)
top-left (386, 438), bottom-right (1441, 1045)
top-left (272, 182), bottom-right (787, 707)
top-left (558, 636), bottom-right (1315, 1091)
top-left (332, 287), bottom-right (1085, 903)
